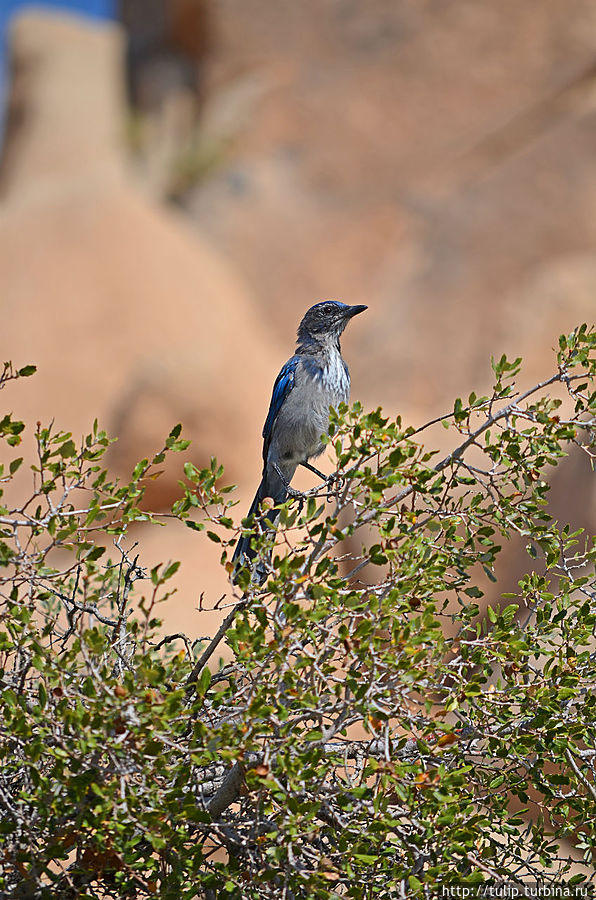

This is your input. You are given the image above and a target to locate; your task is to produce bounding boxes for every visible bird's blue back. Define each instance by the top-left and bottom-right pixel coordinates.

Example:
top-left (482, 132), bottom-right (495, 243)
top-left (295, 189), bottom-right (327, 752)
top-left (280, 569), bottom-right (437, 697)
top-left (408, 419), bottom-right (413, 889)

top-left (262, 356), bottom-right (299, 462)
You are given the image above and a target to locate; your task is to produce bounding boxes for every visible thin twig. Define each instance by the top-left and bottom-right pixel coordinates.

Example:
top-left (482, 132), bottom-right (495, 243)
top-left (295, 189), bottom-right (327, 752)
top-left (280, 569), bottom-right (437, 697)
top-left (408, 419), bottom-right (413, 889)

top-left (185, 599), bottom-right (249, 697)
top-left (565, 747), bottom-right (596, 802)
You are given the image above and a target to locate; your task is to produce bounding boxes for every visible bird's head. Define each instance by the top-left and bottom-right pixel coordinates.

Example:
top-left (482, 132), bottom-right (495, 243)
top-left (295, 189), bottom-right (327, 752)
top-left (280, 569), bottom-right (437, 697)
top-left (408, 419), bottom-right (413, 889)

top-left (297, 300), bottom-right (367, 348)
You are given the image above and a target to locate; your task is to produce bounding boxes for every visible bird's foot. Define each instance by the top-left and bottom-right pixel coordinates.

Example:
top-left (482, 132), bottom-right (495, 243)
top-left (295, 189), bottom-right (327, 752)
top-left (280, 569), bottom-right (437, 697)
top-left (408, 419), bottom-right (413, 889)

top-left (272, 463), bottom-right (307, 502)
top-left (286, 484), bottom-right (306, 500)
top-left (272, 462), bottom-right (342, 509)
top-left (300, 461), bottom-right (344, 496)
top-left (324, 471), bottom-right (344, 498)
top-left (287, 486), bottom-right (306, 515)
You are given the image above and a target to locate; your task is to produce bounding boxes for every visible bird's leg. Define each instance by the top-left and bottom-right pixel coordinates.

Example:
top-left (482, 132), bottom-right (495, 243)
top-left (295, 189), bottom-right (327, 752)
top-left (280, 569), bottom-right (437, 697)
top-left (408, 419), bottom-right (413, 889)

top-left (300, 460), bottom-right (327, 481)
top-left (300, 460), bottom-right (343, 494)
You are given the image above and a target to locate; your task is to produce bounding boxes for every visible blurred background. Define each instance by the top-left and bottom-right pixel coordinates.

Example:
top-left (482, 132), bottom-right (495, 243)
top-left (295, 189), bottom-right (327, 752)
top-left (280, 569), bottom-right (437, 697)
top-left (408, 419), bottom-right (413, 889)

top-left (1, 0), bottom-right (596, 631)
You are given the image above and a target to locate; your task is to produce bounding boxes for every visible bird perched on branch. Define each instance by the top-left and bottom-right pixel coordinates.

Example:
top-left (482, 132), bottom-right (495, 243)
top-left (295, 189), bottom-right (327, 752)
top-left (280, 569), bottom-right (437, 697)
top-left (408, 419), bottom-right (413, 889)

top-left (232, 300), bottom-right (367, 581)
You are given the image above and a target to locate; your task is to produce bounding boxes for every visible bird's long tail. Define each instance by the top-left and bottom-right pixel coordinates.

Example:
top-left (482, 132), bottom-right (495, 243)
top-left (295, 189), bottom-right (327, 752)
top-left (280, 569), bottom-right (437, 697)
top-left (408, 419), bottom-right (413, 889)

top-left (232, 476), bottom-right (287, 582)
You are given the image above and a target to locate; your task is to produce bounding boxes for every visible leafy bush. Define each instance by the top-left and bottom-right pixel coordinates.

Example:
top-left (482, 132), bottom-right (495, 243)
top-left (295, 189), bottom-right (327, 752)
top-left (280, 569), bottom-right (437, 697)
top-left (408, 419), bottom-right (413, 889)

top-left (1, 328), bottom-right (596, 898)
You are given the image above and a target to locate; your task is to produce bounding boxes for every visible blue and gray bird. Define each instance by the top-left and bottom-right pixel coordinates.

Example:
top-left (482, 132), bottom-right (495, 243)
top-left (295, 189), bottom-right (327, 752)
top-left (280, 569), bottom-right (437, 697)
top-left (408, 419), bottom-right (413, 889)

top-left (232, 300), bottom-right (367, 579)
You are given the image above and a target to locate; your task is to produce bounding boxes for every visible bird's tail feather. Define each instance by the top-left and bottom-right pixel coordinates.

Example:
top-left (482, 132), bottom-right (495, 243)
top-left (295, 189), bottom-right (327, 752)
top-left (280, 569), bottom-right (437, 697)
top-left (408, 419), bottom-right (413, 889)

top-left (232, 478), bottom-right (287, 582)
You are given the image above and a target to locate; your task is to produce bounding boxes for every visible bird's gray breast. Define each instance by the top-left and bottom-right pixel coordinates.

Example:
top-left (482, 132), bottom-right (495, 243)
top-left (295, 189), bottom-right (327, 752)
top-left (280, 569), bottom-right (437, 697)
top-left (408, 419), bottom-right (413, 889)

top-left (268, 351), bottom-right (350, 467)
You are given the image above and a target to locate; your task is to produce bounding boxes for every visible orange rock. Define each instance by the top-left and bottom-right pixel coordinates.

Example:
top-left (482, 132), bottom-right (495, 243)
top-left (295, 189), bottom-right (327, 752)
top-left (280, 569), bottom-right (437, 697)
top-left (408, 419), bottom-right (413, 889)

top-left (0, 11), bottom-right (280, 632)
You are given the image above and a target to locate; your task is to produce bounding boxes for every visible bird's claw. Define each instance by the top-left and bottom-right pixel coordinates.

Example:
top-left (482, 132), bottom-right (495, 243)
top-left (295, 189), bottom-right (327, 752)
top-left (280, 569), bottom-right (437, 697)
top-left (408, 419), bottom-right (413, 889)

top-left (273, 461), bottom-right (342, 507)
top-left (325, 471), bottom-right (344, 497)
top-left (286, 484), bottom-right (306, 514)
top-left (272, 462), bottom-right (306, 510)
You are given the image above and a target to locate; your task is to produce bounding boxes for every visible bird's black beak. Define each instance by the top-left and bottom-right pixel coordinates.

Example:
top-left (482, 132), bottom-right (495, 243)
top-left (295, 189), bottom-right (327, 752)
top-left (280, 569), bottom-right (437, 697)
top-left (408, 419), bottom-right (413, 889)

top-left (345, 304), bottom-right (368, 318)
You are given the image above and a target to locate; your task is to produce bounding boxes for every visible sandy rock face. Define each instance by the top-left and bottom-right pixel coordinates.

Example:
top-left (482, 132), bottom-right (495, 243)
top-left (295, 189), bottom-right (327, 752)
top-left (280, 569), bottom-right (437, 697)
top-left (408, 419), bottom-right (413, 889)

top-left (0, 11), bottom-right (279, 621)
top-left (0, 11), bottom-right (277, 484)
top-left (186, 0), bottom-right (596, 417)
top-left (2, 4), bottom-right (596, 629)
top-left (177, 0), bottom-right (596, 599)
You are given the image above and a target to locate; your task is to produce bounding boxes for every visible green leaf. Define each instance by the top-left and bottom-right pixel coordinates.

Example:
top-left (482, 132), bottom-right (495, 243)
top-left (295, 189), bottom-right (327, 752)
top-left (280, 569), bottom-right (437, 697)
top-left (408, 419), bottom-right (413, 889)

top-left (132, 459), bottom-right (149, 480)
top-left (9, 458), bottom-right (23, 475)
top-left (185, 520), bottom-right (204, 532)
top-left (86, 546), bottom-right (106, 562)
top-left (196, 665), bottom-right (211, 697)
top-left (162, 560), bottom-right (181, 580)
top-left (59, 440), bottom-right (76, 458)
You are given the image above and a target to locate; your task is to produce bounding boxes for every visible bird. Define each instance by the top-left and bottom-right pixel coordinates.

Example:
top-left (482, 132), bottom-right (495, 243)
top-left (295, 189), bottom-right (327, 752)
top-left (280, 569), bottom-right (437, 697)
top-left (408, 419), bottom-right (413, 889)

top-left (232, 299), bottom-right (367, 581)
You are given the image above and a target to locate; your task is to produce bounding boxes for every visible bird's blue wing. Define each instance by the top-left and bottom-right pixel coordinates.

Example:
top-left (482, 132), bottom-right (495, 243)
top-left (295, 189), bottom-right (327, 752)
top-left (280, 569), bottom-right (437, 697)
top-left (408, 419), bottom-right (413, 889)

top-left (262, 356), bottom-right (298, 461)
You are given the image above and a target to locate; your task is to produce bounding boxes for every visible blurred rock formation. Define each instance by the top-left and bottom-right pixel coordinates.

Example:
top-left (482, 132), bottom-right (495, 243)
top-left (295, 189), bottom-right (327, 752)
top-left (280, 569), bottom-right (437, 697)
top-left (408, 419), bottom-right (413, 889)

top-left (1, 3), bottom-right (596, 622)
top-left (117, 0), bottom-right (210, 197)
top-left (0, 10), bottom-right (278, 624)
top-left (181, 1), bottom-right (596, 413)
top-left (178, 0), bottom-right (596, 585)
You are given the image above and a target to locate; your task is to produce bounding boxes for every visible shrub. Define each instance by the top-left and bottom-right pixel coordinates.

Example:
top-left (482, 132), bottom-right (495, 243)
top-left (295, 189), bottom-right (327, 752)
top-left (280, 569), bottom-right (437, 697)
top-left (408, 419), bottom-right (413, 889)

top-left (1, 327), bottom-right (595, 898)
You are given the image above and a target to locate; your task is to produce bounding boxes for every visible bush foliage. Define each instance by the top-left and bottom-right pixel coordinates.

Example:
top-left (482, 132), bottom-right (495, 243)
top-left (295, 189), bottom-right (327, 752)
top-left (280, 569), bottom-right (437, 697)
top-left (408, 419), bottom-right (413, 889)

top-left (1, 328), bottom-right (596, 898)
